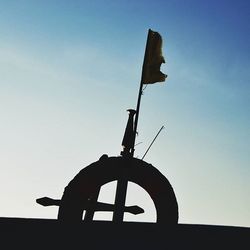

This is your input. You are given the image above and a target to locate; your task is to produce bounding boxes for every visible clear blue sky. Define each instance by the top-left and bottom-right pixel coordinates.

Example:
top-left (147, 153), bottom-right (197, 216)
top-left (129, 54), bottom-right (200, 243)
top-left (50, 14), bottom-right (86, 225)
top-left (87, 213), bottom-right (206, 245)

top-left (0, 0), bottom-right (249, 227)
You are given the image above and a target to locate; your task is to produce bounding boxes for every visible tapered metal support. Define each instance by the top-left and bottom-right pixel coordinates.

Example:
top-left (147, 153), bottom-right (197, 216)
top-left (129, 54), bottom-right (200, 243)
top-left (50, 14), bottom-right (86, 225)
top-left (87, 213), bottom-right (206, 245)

top-left (112, 177), bottom-right (128, 222)
top-left (121, 109), bottom-right (136, 157)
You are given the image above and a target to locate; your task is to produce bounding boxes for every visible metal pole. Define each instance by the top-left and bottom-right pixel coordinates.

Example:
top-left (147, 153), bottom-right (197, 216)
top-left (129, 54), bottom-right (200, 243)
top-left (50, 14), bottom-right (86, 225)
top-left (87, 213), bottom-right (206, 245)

top-left (131, 29), bottom-right (151, 157)
top-left (112, 177), bottom-right (128, 222)
top-left (113, 30), bottom-right (151, 222)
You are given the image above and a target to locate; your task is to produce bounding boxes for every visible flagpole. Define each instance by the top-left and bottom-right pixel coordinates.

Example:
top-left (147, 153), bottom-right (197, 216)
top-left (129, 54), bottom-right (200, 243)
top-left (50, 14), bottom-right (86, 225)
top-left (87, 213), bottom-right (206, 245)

top-left (131, 29), bottom-right (151, 157)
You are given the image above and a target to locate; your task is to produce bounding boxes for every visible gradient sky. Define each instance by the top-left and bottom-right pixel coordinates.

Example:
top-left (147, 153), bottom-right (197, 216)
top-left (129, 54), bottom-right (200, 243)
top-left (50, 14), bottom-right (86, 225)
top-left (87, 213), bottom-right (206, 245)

top-left (0, 0), bottom-right (249, 227)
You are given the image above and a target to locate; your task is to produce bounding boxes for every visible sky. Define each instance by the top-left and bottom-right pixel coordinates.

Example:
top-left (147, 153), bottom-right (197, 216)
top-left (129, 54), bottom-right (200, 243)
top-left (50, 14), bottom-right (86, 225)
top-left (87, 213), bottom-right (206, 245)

top-left (0, 0), bottom-right (249, 227)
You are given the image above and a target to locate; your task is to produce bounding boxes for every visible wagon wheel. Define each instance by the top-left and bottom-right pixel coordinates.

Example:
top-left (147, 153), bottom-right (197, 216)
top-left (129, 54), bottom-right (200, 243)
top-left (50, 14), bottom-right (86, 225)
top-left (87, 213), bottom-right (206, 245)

top-left (57, 156), bottom-right (178, 225)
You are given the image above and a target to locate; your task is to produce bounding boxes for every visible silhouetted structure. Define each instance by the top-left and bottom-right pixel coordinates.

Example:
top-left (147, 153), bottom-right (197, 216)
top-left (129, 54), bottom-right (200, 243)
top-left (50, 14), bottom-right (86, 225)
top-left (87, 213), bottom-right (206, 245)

top-left (37, 154), bottom-right (178, 224)
top-left (57, 156), bottom-right (178, 223)
top-left (37, 29), bottom-right (179, 224)
top-left (3, 28), bottom-right (248, 249)
top-left (37, 103), bottom-right (178, 224)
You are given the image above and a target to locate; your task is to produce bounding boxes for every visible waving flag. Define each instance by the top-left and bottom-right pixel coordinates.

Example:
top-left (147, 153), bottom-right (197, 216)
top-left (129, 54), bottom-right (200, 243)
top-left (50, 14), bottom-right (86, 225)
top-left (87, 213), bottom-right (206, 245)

top-left (142, 29), bottom-right (167, 84)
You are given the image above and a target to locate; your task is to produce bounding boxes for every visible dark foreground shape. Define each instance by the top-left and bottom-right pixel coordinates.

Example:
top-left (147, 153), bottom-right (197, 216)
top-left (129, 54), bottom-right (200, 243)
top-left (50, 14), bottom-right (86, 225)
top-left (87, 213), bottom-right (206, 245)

top-left (58, 156), bottom-right (178, 224)
top-left (0, 217), bottom-right (249, 250)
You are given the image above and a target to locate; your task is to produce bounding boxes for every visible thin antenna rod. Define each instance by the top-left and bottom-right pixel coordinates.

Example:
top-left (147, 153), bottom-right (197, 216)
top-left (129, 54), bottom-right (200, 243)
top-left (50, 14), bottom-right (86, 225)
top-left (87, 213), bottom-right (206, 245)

top-left (142, 125), bottom-right (165, 160)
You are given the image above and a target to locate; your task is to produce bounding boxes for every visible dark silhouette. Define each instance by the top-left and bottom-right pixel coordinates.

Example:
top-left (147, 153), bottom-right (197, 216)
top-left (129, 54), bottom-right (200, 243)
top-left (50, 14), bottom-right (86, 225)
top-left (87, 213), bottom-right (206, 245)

top-left (43, 29), bottom-right (178, 223)
top-left (37, 155), bottom-right (178, 224)
top-left (121, 109), bottom-right (136, 157)
top-left (1, 29), bottom-right (249, 249)
top-left (36, 196), bottom-right (144, 215)
top-left (1, 217), bottom-right (249, 250)
top-left (37, 97), bottom-right (179, 224)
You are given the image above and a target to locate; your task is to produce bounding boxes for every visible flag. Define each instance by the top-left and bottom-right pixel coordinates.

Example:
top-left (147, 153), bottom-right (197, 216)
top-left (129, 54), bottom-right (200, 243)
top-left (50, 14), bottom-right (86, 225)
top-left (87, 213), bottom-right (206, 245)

top-left (142, 29), bottom-right (167, 84)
